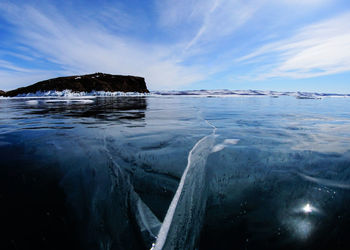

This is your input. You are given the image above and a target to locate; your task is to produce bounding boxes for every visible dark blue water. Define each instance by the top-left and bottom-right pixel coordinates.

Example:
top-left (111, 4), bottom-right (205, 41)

top-left (1, 96), bottom-right (350, 250)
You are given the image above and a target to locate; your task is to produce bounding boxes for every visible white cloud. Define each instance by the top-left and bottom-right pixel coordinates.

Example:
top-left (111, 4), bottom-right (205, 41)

top-left (0, 2), bottom-right (205, 90)
top-left (0, 59), bottom-right (34, 73)
top-left (188, 0), bottom-right (258, 47)
top-left (0, 0), bottom-right (349, 91)
top-left (156, 0), bottom-right (260, 51)
top-left (237, 12), bottom-right (350, 79)
top-left (156, 0), bottom-right (213, 28)
top-left (281, 0), bottom-right (331, 6)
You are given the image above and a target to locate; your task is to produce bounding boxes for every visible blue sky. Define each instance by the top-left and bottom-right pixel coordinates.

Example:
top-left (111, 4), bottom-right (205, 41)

top-left (0, 0), bottom-right (350, 92)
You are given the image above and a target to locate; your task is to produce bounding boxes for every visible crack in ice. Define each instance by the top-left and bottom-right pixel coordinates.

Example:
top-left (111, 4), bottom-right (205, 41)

top-left (152, 119), bottom-right (217, 250)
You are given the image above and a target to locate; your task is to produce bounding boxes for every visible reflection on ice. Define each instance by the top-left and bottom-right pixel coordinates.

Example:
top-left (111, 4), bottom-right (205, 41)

top-left (303, 203), bottom-right (313, 213)
top-left (292, 218), bottom-right (313, 239)
top-left (293, 202), bottom-right (320, 214)
top-left (285, 202), bottom-right (321, 241)
top-left (44, 99), bottom-right (95, 104)
top-left (25, 100), bottom-right (39, 105)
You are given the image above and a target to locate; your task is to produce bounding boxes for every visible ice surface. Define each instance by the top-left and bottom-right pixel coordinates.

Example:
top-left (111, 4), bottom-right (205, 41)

top-left (212, 138), bottom-right (240, 152)
top-left (223, 139), bottom-right (240, 144)
top-left (2, 95), bottom-right (350, 250)
top-left (25, 100), bottom-right (39, 105)
top-left (211, 143), bottom-right (226, 153)
top-left (44, 99), bottom-right (94, 104)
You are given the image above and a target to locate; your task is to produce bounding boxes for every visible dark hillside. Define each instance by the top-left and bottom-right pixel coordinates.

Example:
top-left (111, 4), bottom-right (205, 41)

top-left (4, 73), bottom-right (149, 97)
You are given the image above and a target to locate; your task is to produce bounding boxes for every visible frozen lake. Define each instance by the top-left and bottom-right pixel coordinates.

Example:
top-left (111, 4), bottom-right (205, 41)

top-left (1, 95), bottom-right (350, 250)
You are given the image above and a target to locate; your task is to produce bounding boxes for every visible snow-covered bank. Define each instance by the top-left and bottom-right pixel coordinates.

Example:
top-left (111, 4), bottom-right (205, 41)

top-left (1, 89), bottom-right (349, 99)
top-left (12, 90), bottom-right (150, 97)
top-left (152, 89), bottom-right (350, 99)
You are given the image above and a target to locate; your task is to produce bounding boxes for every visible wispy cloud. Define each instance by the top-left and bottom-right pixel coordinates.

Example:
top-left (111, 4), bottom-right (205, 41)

top-left (0, 0), bottom-right (349, 92)
top-left (157, 0), bottom-right (259, 51)
top-left (0, 1), bottom-right (205, 90)
top-left (0, 59), bottom-right (34, 73)
top-left (185, 0), bottom-right (259, 50)
top-left (237, 12), bottom-right (350, 80)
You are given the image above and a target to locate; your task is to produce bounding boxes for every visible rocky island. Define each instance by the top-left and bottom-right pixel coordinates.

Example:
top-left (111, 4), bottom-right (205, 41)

top-left (1, 73), bottom-right (149, 97)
